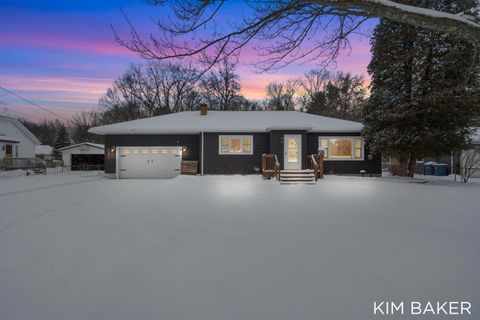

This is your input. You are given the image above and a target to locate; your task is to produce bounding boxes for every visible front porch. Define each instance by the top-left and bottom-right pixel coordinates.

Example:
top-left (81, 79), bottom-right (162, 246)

top-left (262, 153), bottom-right (324, 183)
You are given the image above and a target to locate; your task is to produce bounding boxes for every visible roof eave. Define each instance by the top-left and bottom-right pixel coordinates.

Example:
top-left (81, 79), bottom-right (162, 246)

top-left (58, 142), bottom-right (105, 151)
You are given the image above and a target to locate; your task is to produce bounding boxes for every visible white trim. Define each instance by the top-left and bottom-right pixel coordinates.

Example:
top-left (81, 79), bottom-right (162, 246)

top-left (284, 134), bottom-right (302, 170)
top-left (58, 142), bottom-right (104, 151)
top-left (218, 135), bottom-right (254, 155)
top-left (201, 132), bottom-right (204, 176)
top-left (319, 136), bottom-right (364, 161)
top-left (115, 147), bottom-right (119, 179)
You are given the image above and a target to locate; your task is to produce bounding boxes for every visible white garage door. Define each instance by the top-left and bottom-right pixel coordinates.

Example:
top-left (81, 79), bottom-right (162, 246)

top-left (118, 147), bottom-right (182, 179)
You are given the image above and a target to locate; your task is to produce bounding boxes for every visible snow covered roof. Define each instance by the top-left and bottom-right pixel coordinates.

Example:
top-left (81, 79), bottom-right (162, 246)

top-left (0, 135), bottom-right (20, 143)
top-left (35, 145), bottom-right (53, 155)
top-left (89, 111), bottom-right (363, 135)
top-left (0, 115), bottom-right (41, 145)
top-left (59, 142), bottom-right (104, 151)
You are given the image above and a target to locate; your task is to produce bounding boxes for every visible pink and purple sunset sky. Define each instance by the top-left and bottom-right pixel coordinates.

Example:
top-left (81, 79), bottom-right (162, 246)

top-left (0, 1), bottom-right (375, 122)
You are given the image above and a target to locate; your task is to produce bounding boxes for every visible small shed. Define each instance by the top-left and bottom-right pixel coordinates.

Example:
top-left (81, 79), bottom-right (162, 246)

top-left (59, 142), bottom-right (104, 170)
top-left (35, 145), bottom-right (53, 160)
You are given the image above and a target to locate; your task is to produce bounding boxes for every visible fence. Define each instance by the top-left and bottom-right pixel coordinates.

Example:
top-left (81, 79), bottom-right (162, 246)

top-left (1, 158), bottom-right (47, 174)
top-left (1, 158), bottom-right (104, 173)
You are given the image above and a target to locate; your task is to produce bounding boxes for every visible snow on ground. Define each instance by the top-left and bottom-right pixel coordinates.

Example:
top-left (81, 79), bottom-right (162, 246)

top-left (1, 173), bottom-right (479, 320)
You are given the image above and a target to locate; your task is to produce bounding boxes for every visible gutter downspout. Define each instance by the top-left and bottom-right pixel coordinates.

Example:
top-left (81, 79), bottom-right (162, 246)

top-left (201, 132), bottom-right (204, 176)
top-left (115, 147), bottom-right (119, 179)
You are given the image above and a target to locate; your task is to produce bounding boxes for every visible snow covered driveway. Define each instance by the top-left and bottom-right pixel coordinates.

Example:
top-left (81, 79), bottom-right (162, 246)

top-left (1, 174), bottom-right (479, 320)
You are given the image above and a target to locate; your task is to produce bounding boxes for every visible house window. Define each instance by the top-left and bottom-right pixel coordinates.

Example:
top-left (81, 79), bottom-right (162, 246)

top-left (318, 137), bottom-right (364, 160)
top-left (219, 135), bottom-right (254, 155)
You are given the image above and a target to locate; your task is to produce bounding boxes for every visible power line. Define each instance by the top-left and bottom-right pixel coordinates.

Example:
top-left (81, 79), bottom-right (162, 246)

top-left (0, 85), bottom-right (71, 123)
top-left (1, 106), bottom-right (44, 122)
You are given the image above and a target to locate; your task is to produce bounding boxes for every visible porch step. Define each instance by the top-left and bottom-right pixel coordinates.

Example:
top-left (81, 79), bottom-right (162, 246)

top-left (279, 169), bottom-right (316, 184)
top-left (280, 169), bottom-right (314, 174)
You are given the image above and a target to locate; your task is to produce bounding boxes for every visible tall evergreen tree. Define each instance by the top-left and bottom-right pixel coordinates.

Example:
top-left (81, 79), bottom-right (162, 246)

top-left (52, 125), bottom-right (70, 160)
top-left (363, 0), bottom-right (480, 177)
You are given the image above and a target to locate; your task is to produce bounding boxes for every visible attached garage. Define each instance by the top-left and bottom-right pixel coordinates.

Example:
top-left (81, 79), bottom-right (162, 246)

top-left (117, 146), bottom-right (182, 179)
top-left (59, 142), bottom-right (104, 170)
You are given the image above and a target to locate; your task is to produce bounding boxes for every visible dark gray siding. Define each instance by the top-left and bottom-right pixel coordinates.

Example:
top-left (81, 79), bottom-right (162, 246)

top-left (102, 131), bottom-right (381, 176)
top-left (104, 134), bottom-right (200, 174)
top-left (269, 130), bottom-right (308, 169)
top-left (307, 132), bottom-right (382, 175)
top-left (203, 133), bottom-right (269, 174)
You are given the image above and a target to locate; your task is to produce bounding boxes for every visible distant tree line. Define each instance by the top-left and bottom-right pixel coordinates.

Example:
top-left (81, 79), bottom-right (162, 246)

top-left (95, 58), bottom-right (367, 122)
top-left (264, 69), bottom-right (366, 121)
top-left (21, 119), bottom-right (74, 159)
top-left (20, 59), bottom-right (369, 150)
top-left (58, 60), bottom-right (366, 145)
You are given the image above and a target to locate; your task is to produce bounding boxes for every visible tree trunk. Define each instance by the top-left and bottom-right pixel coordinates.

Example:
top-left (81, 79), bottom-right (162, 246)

top-left (407, 152), bottom-right (417, 178)
top-left (397, 155), bottom-right (409, 176)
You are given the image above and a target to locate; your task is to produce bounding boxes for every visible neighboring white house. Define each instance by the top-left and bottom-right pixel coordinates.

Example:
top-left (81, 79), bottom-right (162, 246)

top-left (35, 145), bottom-right (53, 160)
top-left (59, 142), bottom-right (104, 170)
top-left (0, 115), bottom-right (40, 159)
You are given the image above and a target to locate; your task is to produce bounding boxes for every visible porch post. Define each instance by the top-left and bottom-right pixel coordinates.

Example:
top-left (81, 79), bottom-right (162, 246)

top-left (201, 132), bottom-right (204, 176)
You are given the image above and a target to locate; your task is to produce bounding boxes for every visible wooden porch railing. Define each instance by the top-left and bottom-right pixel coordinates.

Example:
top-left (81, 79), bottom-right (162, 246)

top-left (262, 153), bottom-right (280, 180)
top-left (308, 153), bottom-right (324, 181)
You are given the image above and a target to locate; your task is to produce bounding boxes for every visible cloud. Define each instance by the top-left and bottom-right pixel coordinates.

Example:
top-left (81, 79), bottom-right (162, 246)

top-left (0, 34), bottom-right (135, 57)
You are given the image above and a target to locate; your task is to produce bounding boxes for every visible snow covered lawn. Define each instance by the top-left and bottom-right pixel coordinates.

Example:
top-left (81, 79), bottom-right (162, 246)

top-left (1, 173), bottom-right (479, 320)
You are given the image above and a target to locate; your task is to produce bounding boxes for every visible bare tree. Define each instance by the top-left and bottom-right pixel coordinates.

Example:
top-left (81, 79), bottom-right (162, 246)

top-left (98, 65), bottom-right (151, 120)
top-left (70, 111), bottom-right (103, 144)
top-left (459, 148), bottom-right (480, 183)
top-left (324, 72), bottom-right (366, 120)
top-left (265, 80), bottom-right (299, 111)
top-left (146, 61), bottom-right (199, 112)
top-left (19, 119), bottom-right (64, 146)
top-left (298, 69), bottom-right (331, 110)
top-left (296, 70), bottom-right (366, 120)
top-left (200, 59), bottom-right (242, 110)
top-left (115, 1), bottom-right (480, 73)
top-left (98, 61), bottom-right (200, 123)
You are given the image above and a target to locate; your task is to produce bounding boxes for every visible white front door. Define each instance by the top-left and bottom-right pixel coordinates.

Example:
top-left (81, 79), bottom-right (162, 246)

top-left (284, 135), bottom-right (302, 170)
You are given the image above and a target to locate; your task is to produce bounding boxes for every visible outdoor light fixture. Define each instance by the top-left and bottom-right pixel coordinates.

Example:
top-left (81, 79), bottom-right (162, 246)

top-left (110, 147), bottom-right (115, 153)
top-left (182, 146), bottom-right (187, 152)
